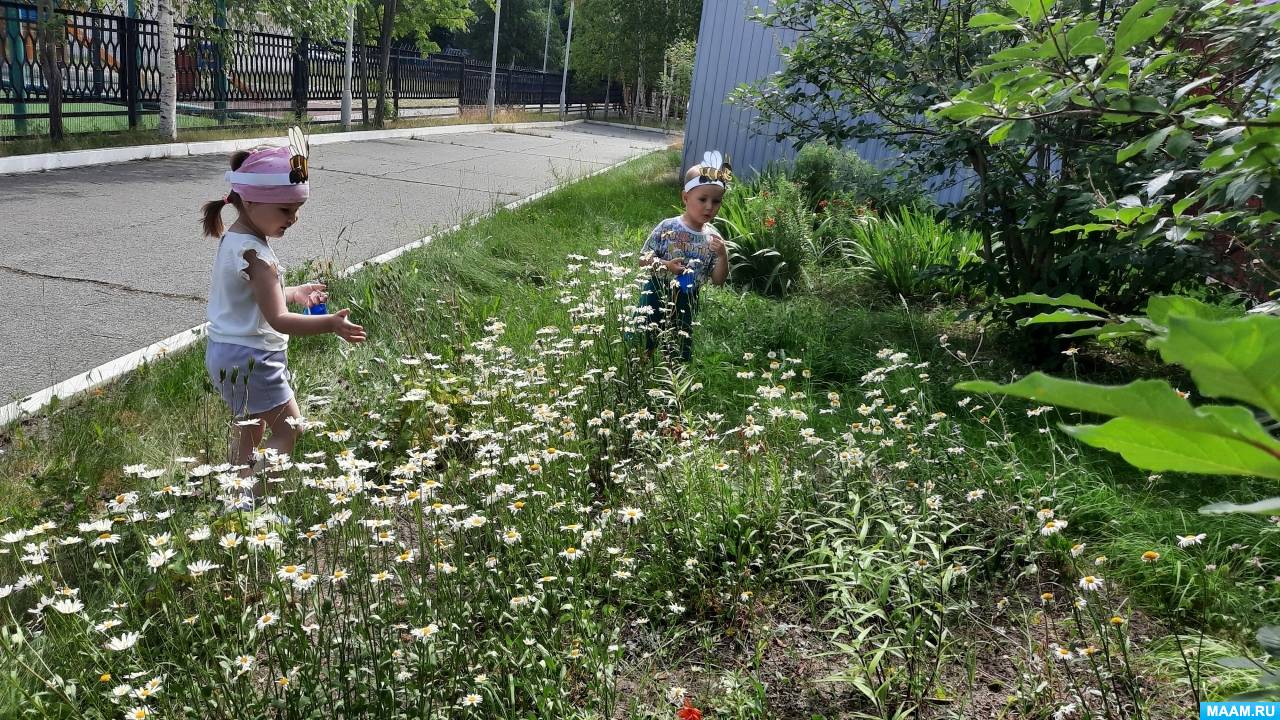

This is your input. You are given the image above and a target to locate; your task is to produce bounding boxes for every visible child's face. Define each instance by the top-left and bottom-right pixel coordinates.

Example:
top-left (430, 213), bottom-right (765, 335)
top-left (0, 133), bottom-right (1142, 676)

top-left (243, 200), bottom-right (305, 238)
top-left (682, 185), bottom-right (724, 225)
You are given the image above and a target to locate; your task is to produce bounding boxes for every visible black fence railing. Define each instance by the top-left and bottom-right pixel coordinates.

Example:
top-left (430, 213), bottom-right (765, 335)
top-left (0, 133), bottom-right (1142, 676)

top-left (0, 0), bottom-right (619, 139)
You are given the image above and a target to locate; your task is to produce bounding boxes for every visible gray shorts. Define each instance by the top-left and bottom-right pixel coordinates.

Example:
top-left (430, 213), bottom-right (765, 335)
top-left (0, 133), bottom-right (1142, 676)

top-left (205, 341), bottom-right (294, 417)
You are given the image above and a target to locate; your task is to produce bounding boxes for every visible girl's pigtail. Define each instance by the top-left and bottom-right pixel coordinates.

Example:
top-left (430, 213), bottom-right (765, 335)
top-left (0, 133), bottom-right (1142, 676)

top-left (201, 197), bottom-right (228, 238)
top-left (202, 150), bottom-right (254, 238)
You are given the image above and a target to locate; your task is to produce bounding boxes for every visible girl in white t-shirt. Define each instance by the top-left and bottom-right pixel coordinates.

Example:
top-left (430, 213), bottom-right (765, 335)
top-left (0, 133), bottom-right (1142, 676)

top-left (201, 142), bottom-right (365, 498)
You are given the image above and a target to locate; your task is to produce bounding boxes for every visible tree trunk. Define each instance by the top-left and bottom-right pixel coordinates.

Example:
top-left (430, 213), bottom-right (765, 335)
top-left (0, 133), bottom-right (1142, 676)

top-left (660, 54), bottom-right (668, 129)
top-left (632, 43), bottom-right (642, 123)
top-left (603, 66), bottom-right (610, 119)
top-left (36, 0), bottom-right (63, 142)
top-left (358, 6), bottom-right (370, 125)
top-left (156, 0), bottom-right (177, 140)
top-left (374, 0), bottom-right (398, 128)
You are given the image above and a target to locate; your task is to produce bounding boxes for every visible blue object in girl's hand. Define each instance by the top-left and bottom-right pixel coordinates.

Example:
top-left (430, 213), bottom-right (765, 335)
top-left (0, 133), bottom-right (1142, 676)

top-left (302, 280), bottom-right (327, 314)
top-left (677, 272), bottom-right (696, 293)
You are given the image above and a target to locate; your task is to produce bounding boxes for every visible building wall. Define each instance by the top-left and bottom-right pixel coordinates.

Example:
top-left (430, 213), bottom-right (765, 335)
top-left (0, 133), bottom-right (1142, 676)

top-left (681, 0), bottom-right (801, 180)
top-left (684, 0), bottom-right (968, 205)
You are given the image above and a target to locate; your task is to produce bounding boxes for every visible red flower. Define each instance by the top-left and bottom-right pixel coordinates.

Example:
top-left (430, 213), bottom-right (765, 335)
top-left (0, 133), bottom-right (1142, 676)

top-left (676, 698), bottom-right (703, 720)
top-left (818, 199), bottom-right (829, 209)
top-left (764, 217), bottom-right (777, 229)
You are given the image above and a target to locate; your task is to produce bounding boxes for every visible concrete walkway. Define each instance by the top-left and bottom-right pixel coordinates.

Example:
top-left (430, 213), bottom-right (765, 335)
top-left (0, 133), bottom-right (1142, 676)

top-left (0, 124), bottom-right (674, 404)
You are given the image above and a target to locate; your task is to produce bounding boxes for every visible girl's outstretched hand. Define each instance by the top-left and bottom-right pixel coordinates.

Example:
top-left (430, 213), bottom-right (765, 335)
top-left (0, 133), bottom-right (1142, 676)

top-left (291, 282), bottom-right (327, 308)
top-left (295, 281), bottom-right (325, 307)
top-left (329, 309), bottom-right (367, 344)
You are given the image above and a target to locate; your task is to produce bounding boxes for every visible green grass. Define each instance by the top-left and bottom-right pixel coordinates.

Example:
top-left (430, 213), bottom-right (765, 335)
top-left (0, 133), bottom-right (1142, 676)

top-left (0, 150), bottom-right (1276, 717)
top-left (3, 150), bottom-right (1275, 637)
top-left (1, 102), bottom-right (225, 136)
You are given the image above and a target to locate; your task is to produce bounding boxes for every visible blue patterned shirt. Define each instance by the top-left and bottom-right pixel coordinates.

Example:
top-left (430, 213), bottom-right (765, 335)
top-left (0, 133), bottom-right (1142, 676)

top-left (640, 216), bottom-right (722, 288)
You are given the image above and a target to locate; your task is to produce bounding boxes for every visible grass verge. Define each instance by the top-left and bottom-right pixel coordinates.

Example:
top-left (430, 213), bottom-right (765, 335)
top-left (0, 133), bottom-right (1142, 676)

top-left (0, 150), bottom-right (1275, 718)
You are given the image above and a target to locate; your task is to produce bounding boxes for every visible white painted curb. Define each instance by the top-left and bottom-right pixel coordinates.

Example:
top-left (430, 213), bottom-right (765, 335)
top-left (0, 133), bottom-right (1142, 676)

top-left (0, 148), bottom-right (661, 428)
top-left (583, 119), bottom-right (681, 136)
top-left (0, 119), bottom-right (587, 176)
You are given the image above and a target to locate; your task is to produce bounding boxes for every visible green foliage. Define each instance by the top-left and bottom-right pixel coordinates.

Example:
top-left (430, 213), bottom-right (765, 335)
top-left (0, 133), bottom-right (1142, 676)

top-left (935, 0), bottom-right (1280, 301)
top-left (960, 371), bottom-right (1280, 479)
top-left (841, 207), bottom-right (982, 297)
top-left (444, 0), bottom-right (561, 68)
top-left (736, 0), bottom-right (1279, 311)
top-left (658, 38), bottom-right (696, 102)
top-left (718, 175), bottom-right (813, 297)
top-left (791, 142), bottom-right (919, 212)
top-left (962, 293), bottom-right (1280, 502)
top-left (790, 143), bottom-right (842, 209)
top-left (793, 487), bottom-right (973, 717)
top-left (570, 0), bottom-right (701, 87)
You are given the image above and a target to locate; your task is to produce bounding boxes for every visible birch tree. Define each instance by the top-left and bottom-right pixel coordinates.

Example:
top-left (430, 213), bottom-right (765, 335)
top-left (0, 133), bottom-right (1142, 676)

top-left (156, 0), bottom-right (177, 140)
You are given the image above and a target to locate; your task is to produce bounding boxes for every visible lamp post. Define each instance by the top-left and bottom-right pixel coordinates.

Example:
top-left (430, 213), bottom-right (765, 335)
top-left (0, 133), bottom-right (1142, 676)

top-left (487, 0), bottom-right (501, 123)
top-left (341, 0), bottom-right (355, 129)
top-left (558, 0), bottom-right (573, 121)
top-left (541, 0), bottom-right (551, 72)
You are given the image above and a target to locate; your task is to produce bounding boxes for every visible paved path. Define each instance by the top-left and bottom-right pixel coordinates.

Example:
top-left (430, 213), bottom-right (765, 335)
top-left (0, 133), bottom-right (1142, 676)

top-left (0, 124), bottom-right (675, 404)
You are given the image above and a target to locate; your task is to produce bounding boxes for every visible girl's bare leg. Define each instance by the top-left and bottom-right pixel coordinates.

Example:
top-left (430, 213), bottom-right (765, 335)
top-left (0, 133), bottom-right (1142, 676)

top-left (261, 397), bottom-right (302, 459)
top-left (251, 398), bottom-right (302, 500)
top-left (232, 422), bottom-right (266, 478)
top-left (231, 398), bottom-right (300, 501)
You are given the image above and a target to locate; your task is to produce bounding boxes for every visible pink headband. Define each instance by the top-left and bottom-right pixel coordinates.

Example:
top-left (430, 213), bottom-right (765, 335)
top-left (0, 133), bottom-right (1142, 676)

top-left (225, 146), bottom-right (309, 203)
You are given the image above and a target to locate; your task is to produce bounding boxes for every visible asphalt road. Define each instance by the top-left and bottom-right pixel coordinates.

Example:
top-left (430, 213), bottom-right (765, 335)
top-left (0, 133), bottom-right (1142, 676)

top-left (0, 123), bottom-right (674, 403)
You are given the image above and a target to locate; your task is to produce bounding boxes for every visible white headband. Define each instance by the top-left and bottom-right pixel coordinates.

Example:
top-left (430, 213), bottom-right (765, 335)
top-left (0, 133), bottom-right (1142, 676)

top-left (683, 177), bottom-right (726, 193)
top-left (684, 150), bottom-right (732, 194)
top-left (225, 170), bottom-right (296, 187)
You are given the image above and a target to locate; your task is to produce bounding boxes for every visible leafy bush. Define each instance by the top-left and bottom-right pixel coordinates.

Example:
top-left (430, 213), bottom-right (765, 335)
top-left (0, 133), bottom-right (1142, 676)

top-left (717, 174), bottom-right (813, 297)
top-left (841, 207), bottom-right (982, 297)
top-left (962, 293), bottom-right (1280, 701)
top-left (791, 142), bottom-right (846, 208)
top-left (936, 0), bottom-right (1280, 304)
top-left (737, 0), bottom-right (1280, 311)
top-left (791, 141), bottom-right (920, 212)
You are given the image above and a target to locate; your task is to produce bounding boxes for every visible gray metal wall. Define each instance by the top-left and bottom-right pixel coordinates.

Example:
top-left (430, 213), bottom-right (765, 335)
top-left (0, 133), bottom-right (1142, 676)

top-left (682, 0), bottom-right (801, 180)
top-left (684, 0), bottom-right (969, 205)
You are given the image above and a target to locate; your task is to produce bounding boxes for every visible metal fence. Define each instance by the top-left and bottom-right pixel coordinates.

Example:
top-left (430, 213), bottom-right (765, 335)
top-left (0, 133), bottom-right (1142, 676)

top-left (1, 0), bottom-right (618, 139)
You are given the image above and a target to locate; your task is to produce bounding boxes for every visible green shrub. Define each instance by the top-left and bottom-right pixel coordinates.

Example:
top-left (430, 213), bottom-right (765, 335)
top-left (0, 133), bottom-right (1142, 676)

top-left (812, 196), bottom-right (871, 261)
top-left (844, 207), bottom-right (981, 297)
top-left (791, 141), bottom-right (922, 212)
top-left (717, 175), bottom-right (813, 297)
top-left (791, 142), bottom-right (843, 208)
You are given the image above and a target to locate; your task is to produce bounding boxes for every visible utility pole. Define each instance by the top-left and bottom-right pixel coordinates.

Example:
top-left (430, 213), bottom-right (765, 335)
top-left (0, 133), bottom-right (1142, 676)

top-left (487, 0), bottom-right (501, 123)
top-left (541, 0), bottom-right (551, 72)
top-left (558, 0), bottom-right (573, 121)
top-left (341, 0), bottom-right (355, 129)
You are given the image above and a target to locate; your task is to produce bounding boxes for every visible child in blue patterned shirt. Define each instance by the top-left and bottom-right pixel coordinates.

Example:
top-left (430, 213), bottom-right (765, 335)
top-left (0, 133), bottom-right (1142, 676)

top-left (635, 152), bottom-right (732, 361)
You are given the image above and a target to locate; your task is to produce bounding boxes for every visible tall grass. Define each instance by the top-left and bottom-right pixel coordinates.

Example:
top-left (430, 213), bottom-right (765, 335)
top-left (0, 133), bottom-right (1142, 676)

top-left (838, 206), bottom-right (982, 297)
top-left (716, 174), bottom-right (812, 297)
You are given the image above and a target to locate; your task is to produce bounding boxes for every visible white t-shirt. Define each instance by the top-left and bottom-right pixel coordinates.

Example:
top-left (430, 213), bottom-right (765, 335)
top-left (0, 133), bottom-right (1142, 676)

top-left (206, 231), bottom-right (288, 351)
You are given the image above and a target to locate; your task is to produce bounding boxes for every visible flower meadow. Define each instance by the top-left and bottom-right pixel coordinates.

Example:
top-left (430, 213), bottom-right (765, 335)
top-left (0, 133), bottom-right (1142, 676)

top-left (2, 162), bottom-right (1275, 718)
top-left (7, 254), bottom-right (839, 719)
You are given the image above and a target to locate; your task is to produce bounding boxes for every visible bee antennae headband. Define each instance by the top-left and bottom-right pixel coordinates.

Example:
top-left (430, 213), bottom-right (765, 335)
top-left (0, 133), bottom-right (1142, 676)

top-left (683, 150), bottom-right (733, 192)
